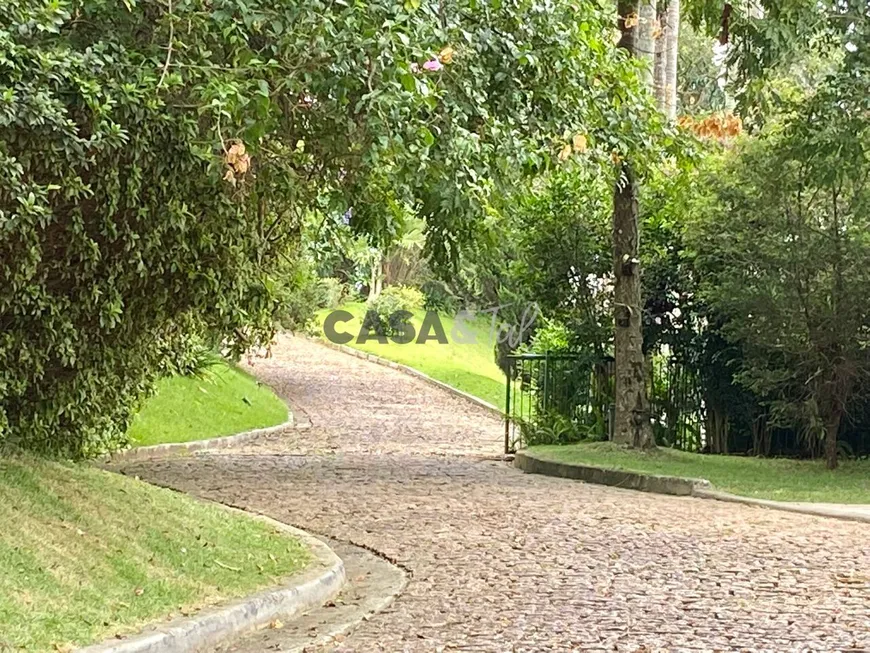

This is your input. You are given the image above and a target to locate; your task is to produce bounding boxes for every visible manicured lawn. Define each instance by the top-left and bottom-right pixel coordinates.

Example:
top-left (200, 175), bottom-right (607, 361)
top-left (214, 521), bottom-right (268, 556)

top-left (128, 361), bottom-right (288, 447)
top-left (529, 441), bottom-right (870, 504)
top-left (315, 302), bottom-right (506, 408)
top-left (0, 455), bottom-right (308, 651)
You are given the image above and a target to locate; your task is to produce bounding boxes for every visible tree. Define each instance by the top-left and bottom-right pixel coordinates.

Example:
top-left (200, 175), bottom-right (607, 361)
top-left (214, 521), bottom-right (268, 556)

top-left (686, 70), bottom-right (870, 468)
top-left (611, 0), bottom-right (657, 448)
top-left (1, 0), bottom-right (651, 457)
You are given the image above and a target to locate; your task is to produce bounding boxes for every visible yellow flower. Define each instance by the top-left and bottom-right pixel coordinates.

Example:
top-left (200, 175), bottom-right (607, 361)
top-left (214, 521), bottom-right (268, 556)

top-left (572, 133), bottom-right (588, 154)
top-left (558, 143), bottom-right (573, 161)
top-left (438, 46), bottom-right (454, 64)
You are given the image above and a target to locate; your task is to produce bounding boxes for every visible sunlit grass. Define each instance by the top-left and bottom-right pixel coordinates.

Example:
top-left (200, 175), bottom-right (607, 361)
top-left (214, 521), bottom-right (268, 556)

top-left (0, 456), bottom-right (308, 651)
top-left (128, 361), bottom-right (288, 447)
top-left (530, 441), bottom-right (870, 503)
top-left (314, 302), bottom-right (506, 408)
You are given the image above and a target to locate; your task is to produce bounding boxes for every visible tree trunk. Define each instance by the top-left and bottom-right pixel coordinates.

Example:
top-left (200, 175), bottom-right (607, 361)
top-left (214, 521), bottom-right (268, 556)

top-left (612, 166), bottom-right (654, 448)
top-left (706, 399), bottom-right (729, 454)
top-left (663, 0), bottom-right (679, 120)
top-left (368, 253), bottom-right (383, 300)
top-left (612, 0), bottom-right (654, 449)
top-left (636, 0), bottom-right (658, 87)
top-left (653, 6), bottom-right (667, 112)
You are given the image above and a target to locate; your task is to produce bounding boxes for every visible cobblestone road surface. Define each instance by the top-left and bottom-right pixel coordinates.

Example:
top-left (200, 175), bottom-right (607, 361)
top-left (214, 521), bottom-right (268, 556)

top-left (124, 336), bottom-right (870, 652)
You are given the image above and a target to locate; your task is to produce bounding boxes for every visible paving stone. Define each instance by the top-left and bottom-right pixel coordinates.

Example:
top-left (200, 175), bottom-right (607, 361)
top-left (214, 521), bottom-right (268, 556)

top-left (121, 336), bottom-right (870, 652)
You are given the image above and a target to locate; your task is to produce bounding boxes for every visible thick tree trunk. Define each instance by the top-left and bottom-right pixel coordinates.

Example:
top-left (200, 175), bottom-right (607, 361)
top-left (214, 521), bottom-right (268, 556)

top-left (612, 166), bottom-right (653, 448)
top-left (612, 0), bottom-right (654, 449)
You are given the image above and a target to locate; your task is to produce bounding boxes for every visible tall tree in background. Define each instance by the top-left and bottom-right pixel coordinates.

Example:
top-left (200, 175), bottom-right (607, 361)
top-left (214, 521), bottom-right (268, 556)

top-left (664, 0), bottom-right (680, 119)
top-left (611, 0), bottom-right (656, 448)
top-left (654, 0), bottom-right (679, 119)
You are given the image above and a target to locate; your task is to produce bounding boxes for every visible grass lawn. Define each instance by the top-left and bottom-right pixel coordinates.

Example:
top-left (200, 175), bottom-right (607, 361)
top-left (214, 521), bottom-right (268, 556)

top-left (314, 302), bottom-right (506, 408)
top-left (529, 441), bottom-right (870, 504)
top-left (0, 455), bottom-right (308, 651)
top-left (128, 361), bottom-right (288, 447)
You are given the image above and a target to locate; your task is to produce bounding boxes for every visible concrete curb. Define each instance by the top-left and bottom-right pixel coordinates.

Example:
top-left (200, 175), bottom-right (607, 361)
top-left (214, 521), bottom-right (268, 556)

top-left (693, 488), bottom-right (870, 524)
top-left (515, 450), bottom-right (870, 525)
top-left (103, 381), bottom-right (312, 464)
top-left (79, 508), bottom-right (345, 653)
top-left (103, 418), bottom-right (296, 464)
top-left (306, 335), bottom-right (504, 419)
top-left (513, 450), bottom-right (711, 496)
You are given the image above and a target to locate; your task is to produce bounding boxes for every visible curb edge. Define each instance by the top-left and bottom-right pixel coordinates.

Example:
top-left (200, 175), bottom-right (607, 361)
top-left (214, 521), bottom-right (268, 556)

top-left (78, 508), bottom-right (345, 653)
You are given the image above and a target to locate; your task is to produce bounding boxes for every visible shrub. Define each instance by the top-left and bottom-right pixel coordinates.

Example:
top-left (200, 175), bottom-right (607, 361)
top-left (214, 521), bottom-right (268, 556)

top-left (316, 278), bottom-right (348, 310)
top-left (366, 285), bottom-right (424, 335)
top-left (272, 258), bottom-right (321, 332)
top-left (520, 412), bottom-right (587, 446)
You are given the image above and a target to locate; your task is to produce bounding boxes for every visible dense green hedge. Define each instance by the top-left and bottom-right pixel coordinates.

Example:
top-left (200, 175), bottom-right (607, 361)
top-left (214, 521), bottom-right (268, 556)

top-left (1, 2), bottom-right (280, 456)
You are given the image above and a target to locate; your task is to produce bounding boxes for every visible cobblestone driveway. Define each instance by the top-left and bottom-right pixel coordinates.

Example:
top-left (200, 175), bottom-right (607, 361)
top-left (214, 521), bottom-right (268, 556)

top-left (125, 336), bottom-right (870, 652)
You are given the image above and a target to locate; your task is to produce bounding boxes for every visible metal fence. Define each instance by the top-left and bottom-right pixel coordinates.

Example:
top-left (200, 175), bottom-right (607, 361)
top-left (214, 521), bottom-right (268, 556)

top-left (503, 350), bottom-right (705, 454)
top-left (503, 353), bottom-right (613, 453)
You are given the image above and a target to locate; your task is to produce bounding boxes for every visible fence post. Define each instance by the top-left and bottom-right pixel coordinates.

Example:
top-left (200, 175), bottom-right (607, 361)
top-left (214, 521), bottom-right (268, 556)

top-left (542, 350), bottom-right (550, 415)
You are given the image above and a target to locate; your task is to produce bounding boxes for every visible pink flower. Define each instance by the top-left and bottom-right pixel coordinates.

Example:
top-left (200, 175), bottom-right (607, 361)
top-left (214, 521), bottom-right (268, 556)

top-left (422, 59), bottom-right (443, 72)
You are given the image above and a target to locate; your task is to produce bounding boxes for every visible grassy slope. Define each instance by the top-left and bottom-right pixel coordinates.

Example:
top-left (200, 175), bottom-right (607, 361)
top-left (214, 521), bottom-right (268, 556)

top-left (530, 441), bottom-right (870, 504)
top-left (0, 456), bottom-right (308, 651)
top-left (315, 302), bottom-right (505, 408)
top-left (128, 361), bottom-right (288, 447)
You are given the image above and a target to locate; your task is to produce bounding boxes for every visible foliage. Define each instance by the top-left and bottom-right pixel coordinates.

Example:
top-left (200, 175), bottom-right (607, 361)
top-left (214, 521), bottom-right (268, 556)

top-left (500, 169), bottom-right (615, 359)
top-left (366, 285), bottom-right (425, 336)
top-left (520, 412), bottom-right (587, 447)
top-left (271, 256), bottom-right (321, 332)
top-left (420, 278), bottom-right (461, 313)
top-left (685, 79), bottom-right (870, 468)
top-left (315, 277), bottom-right (348, 311)
top-left (525, 318), bottom-right (574, 355)
top-left (677, 21), bottom-right (728, 115)
top-left (1, 0), bottom-right (657, 457)
top-left (683, 0), bottom-right (861, 125)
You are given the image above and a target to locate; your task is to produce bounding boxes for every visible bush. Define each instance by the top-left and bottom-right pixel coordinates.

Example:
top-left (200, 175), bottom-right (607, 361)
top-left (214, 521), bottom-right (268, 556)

top-left (366, 285), bottom-right (424, 335)
top-left (316, 277), bottom-right (348, 310)
top-left (272, 258), bottom-right (321, 332)
top-left (520, 412), bottom-right (588, 446)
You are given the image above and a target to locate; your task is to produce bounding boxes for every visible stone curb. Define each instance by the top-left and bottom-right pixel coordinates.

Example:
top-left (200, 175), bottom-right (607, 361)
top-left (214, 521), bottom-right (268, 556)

top-left (513, 450), bottom-right (711, 496)
top-left (305, 335), bottom-right (504, 418)
top-left (102, 418), bottom-right (296, 464)
top-left (79, 508), bottom-right (346, 653)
